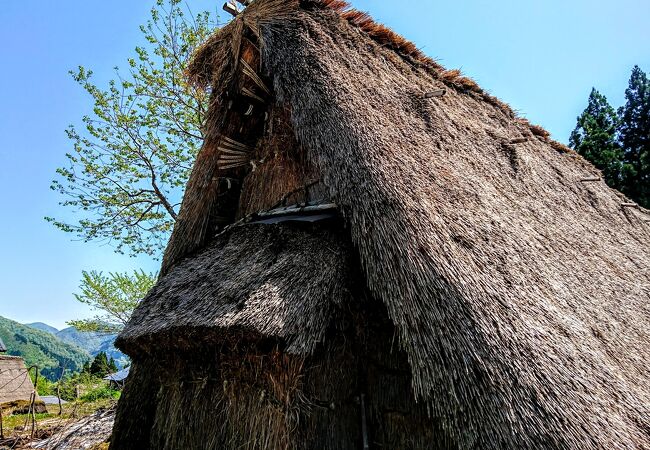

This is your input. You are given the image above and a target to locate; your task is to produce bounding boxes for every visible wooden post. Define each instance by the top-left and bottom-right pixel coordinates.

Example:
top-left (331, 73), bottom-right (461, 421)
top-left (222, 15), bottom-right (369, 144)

top-left (30, 367), bottom-right (37, 439)
top-left (57, 389), bottom-right (63, 416)
top-left (1, 405), bottom-right (4, 440)
top-left (22, 393), bottom-right (31, 431)
top-left (360, 394), bottom-right (369, 450)
top-left (57, 367), bottom-right (65, 416)
top-left (30, 392), bottom-right (36, 439)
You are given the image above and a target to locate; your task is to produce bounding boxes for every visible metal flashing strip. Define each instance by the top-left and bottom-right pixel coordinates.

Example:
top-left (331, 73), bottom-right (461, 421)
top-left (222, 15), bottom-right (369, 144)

top-left (250, 212), bottom-right (337, 225)
top-left (213, 203), bottom-right (338, 238)
top-left (248, 203), bottom-right (338, 225)
top-left (255, 203), bottom-right (337, 217)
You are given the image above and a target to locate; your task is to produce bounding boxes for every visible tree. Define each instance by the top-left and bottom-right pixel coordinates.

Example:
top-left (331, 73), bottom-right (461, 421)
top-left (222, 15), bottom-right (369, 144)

top-left (68, 270), bottom-right (156, 334)
top-left (46, 0), bottom-right (214, 257)
top-left (618, 65), bottom-right (650, 208)
top-left (108, 357), bottom-right (118, 373)
top-left (89, 352), bottom-right (113, 377)
top-left (30, 369), bottom-right (55, 396)
top-left (570, 88), bottom-right (624, 189)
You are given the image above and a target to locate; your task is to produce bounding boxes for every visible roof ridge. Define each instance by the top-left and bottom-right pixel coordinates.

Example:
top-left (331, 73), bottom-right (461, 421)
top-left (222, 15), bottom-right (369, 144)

top-left (310, 0), bottom-right (573, 155)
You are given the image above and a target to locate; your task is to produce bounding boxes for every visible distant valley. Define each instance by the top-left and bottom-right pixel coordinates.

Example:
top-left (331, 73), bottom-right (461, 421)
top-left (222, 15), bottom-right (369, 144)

top-left (0, 316), bottom-right (127, 380)
top-left (26, 322), bottom-right (127, 369)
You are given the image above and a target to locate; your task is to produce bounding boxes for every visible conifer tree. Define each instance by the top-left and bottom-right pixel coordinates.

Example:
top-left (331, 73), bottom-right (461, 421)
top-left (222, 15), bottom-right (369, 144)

top-left (89, 351), bottom-right (111, 377)
top-left (569, 88), bottom-right (624, 189)
top-left (108, 357), bottom-right (118, 374)
top-left (617, 66), bottom-right (650, 208)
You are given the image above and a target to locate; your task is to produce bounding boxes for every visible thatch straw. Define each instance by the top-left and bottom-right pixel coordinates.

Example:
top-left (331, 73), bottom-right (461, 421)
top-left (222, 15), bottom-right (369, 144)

top-left (0, 356), bottom-right (45, 414)
top-left (119, 224), bottom-right (352, 357)
top-left (257, 4), bottom-right (650, 448)
top-left (118, 0), bottom-right (650, 448)
top-left (115, 225), bottom-right (454, 448)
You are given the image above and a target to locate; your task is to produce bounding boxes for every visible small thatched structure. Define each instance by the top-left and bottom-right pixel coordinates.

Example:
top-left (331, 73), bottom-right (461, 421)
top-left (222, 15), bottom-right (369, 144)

top-left (0, 355), bottom-right (46, 414)
top-left (112, 1), bottom-right (650, 449)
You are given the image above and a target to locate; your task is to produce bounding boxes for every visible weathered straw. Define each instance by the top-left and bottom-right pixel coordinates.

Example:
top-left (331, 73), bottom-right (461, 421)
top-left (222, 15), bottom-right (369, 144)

top-left (121, 0), bottom-right (650, 448)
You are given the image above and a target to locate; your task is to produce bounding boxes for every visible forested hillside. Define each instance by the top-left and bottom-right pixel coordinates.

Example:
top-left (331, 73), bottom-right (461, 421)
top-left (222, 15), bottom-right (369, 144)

top-left (25, 322), bottom-right (60, 335)
top-left (26, 321), bottom-right (127, 368)
top-left (0, 316), bottom-right (88, 380)
top-left (56, 327), bottom-right (127, 368)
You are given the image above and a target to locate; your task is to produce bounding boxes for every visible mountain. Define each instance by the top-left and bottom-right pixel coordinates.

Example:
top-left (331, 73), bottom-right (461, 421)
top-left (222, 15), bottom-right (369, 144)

top-left (55, 327), bottom-right (127, 368)
top-left (0, 316), bottom-right (89, 380)
top-left (22, 321), bottom-right (129, 369)
top-left (25, 322), bottom-right (59, 335)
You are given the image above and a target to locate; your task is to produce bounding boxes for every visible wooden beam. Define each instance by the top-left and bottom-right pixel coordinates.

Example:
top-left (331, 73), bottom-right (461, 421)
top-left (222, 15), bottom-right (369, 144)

top-left (221, 136), bottom-right (253, 152)
top-left (217, 147), bottom-right (249, 157)
top-left (509, 137), bottom-right (528, 144)
top-left (241, 58), bottom-right (271, 95)
top-left (424, 89), bottom-right (446, 98)
top-left (241, 86), bottom-right (265, 103)
top-left (222, 1), bottom-right (240, 17)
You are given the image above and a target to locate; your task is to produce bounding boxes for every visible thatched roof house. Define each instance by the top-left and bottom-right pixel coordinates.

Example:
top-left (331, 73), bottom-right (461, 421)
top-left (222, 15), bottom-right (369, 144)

top-left (112, 1), bottom-right (650, 449)
top-left (0, 355), bottom-right (46, 414)
top-left (0, 338), bottom-right (6, 353)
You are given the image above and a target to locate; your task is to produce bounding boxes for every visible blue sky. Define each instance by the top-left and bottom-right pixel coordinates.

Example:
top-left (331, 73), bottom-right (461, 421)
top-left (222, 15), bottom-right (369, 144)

top-left (0, 0), bottom-right (648, 329)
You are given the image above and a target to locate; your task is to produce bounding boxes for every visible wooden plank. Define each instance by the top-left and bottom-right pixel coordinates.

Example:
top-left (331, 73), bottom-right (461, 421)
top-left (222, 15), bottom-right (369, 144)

top-left (424, 89), bottom-right (446, 98)
top-left (222, 1), bottom-right (240, 17)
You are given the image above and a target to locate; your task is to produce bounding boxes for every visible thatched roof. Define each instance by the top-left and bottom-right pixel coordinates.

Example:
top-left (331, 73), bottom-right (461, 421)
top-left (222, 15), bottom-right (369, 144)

top-left (118, 223), bottom-right (352, 358)
top-left (104, 367), bottom-right (130, 383)
top-left (122, 0), bottom-right (650, 448)
top-left (0, 337), bottom-right (6, 353)
top-left (0, 355), bottom-right (37, 406)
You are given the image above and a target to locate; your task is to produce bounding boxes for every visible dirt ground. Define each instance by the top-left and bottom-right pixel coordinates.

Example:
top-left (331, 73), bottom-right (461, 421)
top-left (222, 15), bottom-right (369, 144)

top-left (0, 399), bottom-right (116, 450)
